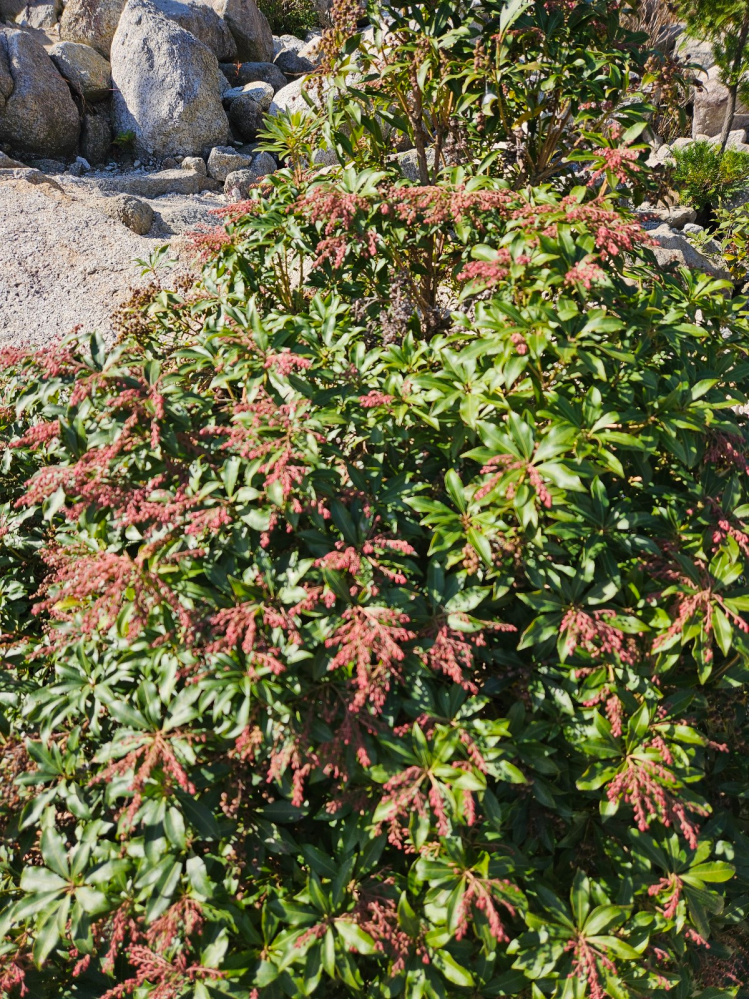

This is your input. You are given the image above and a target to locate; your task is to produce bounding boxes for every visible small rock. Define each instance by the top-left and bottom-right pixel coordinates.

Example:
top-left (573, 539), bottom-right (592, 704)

top-left (223, 80), bottom-right (274, 109)
top-left (93, 165), bottom-right (208, 196)
top-left (162, 156), bottom-right (177, 168)
top-left (312, 146), bottom-right (337, 167)
top-left (273, 33), bottom-right (304, 54)
top-left (0, 150), bottom-right (24, 168)
top-left (635, 205), bottom-right (696, 230)
top-left (397, 147), bottom-right (436, 182)
top-left (650, 223), bottom-right (731, 280)
top-left (80, 107), bottom-right (112, 164)
top-left (298, 34), bottom-right (322, 65)
top-left (0, 166), bottom-right (63, 191)
top-left (703, 129), bottom-right (748, 148)
top-left (227, 93), bottom-right (265, 140)
top-left (219, 59), bottom-right (287, 92)
top-left (49, 41), bottom-right (111, 101)
top-left (649, 144), bottom-right (675, 166)
top-left (181, 155), bottom-right (207, 174)
top-left (133, 159), bottom-right (141, 167)
top-left (683, 223), bottom-right (704, 235)
top-left (268, 74), bottom-right (316, 115)
top-left (28, 157), bottom-right (67, 173)
top-left (274, 48), bottom-right (314, 75)
top-left (223, 150), bottom-right (275, 196)
top-left (98, 192), bottom-right (154, 233)
top-left (207, 143), bottom-right (252, 181)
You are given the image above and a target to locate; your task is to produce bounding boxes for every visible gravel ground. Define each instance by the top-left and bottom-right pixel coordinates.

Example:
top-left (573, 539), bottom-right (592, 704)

top-left (0, 175), bottom-right (224, 347)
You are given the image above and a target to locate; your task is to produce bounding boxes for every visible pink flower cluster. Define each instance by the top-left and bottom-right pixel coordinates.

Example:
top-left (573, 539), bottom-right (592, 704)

top-left (564, 260), bottom-right (605, 289)
top-left (606, 754), bottom-right (708, 849)
top-left (586, 145), bottom-right (641, 186)
top-left (560, 608), bottom-right (638, 665)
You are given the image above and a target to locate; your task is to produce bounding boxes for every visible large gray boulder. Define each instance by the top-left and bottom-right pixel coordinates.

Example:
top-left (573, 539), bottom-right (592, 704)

top-left (60, 0), bottom-right (128, 57)
top-left (208, 0), bottom-right (273, 62)
top-left (150, 0), bottom-right (236, 61)
top-left (693, 77), bottom-right (749, 138)
top-left (219, 59), bottom-right (286, 92)
top-left (111, 0), bottom-right (230, 158)
top-left (676, 33), bottom-right (715, 75)
top-left (49, 41), bottom-right (111, 101)
top-left (15, 0), bottom-right (62, 29)
top-left (0, 29), bottom-right (80, 160)
top-left (0, 0), bottom-right (24, 19)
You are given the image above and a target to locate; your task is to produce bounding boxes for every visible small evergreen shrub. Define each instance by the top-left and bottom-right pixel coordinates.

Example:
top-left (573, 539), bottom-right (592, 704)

top-left (257, 0), bottom-right (319, 37)
top-left (672, 139), bottom-right (749, 210)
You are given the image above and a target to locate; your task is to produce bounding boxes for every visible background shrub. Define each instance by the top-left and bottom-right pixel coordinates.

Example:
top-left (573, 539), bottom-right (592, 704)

top-left (257, 0), bottom-right (319, 37)
top-left (672, 139), bottom-right (749, 210)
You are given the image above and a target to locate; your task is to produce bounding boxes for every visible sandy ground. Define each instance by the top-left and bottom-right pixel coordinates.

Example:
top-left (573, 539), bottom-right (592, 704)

top-left (0, 176), bottom-right (223, 346)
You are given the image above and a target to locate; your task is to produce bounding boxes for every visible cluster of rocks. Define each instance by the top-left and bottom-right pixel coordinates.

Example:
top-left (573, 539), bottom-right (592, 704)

top-left (0, 0), bottom-right (325, 173)
top-left (633, 202), bottom-right (732, 282)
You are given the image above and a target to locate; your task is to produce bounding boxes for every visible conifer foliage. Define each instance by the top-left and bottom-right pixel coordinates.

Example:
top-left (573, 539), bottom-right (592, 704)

top-left (1, 2), bottom-right (749, 998)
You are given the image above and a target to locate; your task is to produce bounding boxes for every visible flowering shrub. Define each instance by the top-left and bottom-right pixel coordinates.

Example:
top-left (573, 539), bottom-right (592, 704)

top-left (1, 154), bottom-right (749, 999)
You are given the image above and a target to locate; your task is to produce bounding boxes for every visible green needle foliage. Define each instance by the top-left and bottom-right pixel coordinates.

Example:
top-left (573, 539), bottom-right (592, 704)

top-left (671, 140), bottom-right (749, 211)
top-left (1, 3), bottom-right (749, 999)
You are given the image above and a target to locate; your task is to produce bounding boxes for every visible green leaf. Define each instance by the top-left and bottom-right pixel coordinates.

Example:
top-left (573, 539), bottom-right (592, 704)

top-left (431, 950), bottom-right (475, 987)
top-left (33, 912), bottom-right (62, 967)
top-left (444, 469), bottom-right (466, 512)
top-left (335, 920), bottom-right (377, 954)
